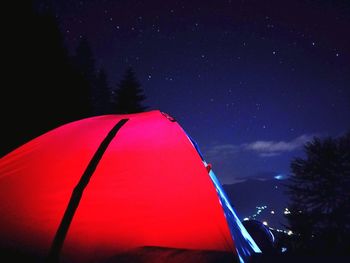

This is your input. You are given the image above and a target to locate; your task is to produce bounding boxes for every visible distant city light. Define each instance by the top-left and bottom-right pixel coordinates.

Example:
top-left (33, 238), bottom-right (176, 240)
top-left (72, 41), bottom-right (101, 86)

top-left (274, 174), bottom-right (287, 180)
top-left (281, 247), bottom-right (287, 253)
top-left (287, 230), bottom-right (293, 236)
top-left (245, 204), bottom-right (290, 233)
top-left (284, 208), bottom-right (291, 215)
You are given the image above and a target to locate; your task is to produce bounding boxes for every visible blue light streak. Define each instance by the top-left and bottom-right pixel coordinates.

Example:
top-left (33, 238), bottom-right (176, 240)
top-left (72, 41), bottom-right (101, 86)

top-left (204, 161), bottom-right (262, 263)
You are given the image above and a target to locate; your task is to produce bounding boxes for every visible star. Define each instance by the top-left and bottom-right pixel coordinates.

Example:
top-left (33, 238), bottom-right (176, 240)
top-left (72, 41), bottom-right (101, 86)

top-left (40, 0), bottom-right (350, 186)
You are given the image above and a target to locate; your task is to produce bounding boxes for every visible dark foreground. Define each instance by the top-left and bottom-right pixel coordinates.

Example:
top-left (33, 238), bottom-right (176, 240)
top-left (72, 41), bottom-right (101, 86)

top-left (1, 246), bottom-right (350, 262)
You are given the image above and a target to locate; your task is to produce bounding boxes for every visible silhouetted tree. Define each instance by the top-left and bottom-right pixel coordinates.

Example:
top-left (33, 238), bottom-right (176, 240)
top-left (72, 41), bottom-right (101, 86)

top-left (72, 37), bottom-right (98, 113)
top-left (73, 37), bottom-right (96, 83)
top-left (72, 37), bottom-right (114, 115)
top-left (285, 132), bottom-right (350, 255)
top-left (1, 1), bottom-right (92, 156)
top-left (112, 67), bottom-right (148, 114)
top-left (95, 68), bottom-right (112, 114)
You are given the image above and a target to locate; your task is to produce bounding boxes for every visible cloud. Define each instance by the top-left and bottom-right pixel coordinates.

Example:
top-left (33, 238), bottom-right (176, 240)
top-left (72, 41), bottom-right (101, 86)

top-left (205, 144), bottom-right (239, 159)
top-left (243, 134), bottom-right (315, 157)
top-left (258, 152), bottom-right (281, 157)
top-left (204, 134), bottom-right (315, 159)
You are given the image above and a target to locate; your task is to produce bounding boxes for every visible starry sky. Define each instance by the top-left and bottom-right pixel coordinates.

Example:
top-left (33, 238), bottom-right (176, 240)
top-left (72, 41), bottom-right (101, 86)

top-left (47, 0), bottom-right (349, 184)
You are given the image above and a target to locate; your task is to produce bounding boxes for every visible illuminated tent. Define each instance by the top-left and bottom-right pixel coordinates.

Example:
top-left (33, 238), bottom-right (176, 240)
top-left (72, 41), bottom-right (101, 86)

top-left (0, 110), bottom-right (261, 262)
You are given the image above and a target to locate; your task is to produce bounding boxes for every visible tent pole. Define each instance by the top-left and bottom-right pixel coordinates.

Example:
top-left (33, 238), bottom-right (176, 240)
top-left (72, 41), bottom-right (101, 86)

top-left (46, 119), bottom-right (128, 263)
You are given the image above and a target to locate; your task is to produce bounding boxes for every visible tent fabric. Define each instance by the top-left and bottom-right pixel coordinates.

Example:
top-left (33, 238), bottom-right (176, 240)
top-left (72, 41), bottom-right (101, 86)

top-left (0, 110), bottom-right (260, 262)
top-left (207, 167), bottom-right (262, 262)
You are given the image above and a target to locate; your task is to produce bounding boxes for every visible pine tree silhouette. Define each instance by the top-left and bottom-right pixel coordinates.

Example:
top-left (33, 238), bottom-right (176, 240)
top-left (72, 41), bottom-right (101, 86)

top-left (72, 37), bottom-right (98, 114)
top-left (73, 37), bottom-right (96, 84)
top-left (285, 132), bottom-right (350, 255)
top-left (112, 67), bottom-right (148, 114)
top-left (1, 1), bottom-right (92, 157)
top-left (95, 68), bottom-right (112, 114)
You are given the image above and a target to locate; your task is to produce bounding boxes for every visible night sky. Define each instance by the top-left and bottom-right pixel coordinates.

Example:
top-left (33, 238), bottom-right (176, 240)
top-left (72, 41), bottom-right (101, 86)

top-left (47, 0), bottom-right (349, 184)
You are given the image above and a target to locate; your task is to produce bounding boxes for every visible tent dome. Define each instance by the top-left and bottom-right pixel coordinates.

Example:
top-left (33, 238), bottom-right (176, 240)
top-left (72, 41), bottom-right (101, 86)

top-left (0, 110), bottom-right (261, 262)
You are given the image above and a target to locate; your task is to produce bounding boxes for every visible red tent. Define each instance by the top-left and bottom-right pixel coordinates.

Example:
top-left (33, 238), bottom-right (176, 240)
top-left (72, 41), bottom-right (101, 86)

top-left (0, 110), bottom-right (261, 262)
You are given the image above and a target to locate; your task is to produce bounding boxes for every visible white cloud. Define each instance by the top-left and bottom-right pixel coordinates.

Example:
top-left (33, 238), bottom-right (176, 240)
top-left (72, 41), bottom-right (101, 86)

top-left (205, 144), bottom-right (239, 158)
top-left (243, 134), bottom-right (315, 157)
top-left (204, 134), bottom-right (315, 159)
top-left (258, 152), bottom-right (281, 157)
